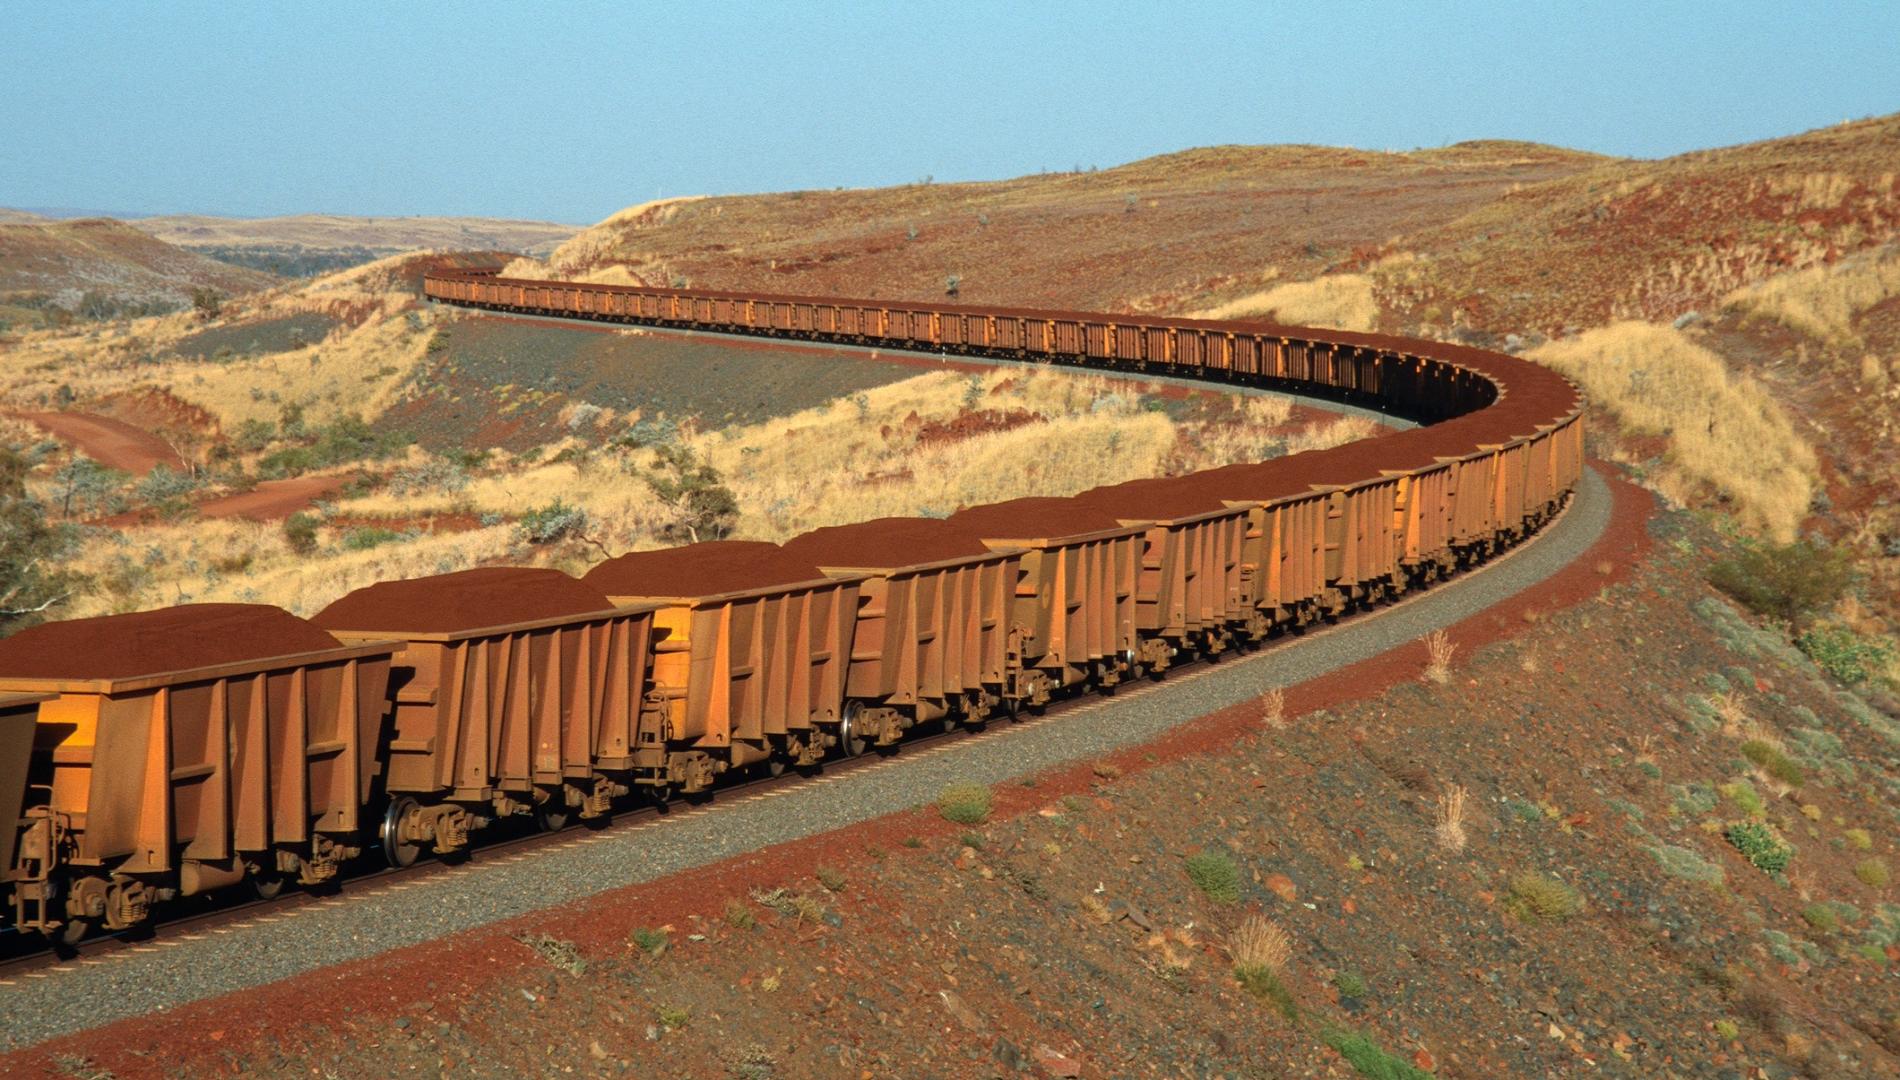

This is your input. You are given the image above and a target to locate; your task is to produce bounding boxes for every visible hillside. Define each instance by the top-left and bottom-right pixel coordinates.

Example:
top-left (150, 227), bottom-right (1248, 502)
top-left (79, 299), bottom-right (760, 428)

top-left (0, 217), bottom-right (278, 324)
top-left (133, 213), bottom-right (578, 276)
top-left (502, 142), bottom-right (1611, 310)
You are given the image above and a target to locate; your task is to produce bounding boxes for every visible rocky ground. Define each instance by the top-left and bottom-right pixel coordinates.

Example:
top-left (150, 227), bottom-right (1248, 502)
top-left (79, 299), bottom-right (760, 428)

top-left (19, 483), bottom-right (1897, 1079)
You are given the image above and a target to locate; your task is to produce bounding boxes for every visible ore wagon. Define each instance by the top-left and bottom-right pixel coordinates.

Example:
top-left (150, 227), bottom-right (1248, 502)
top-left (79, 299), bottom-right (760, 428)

top-left (0, 605), bottom-right (394, 941)
top-left (583, 541), bottom-right (863, 792)
top-left (1072, 477), bottom-right (1255, 667)
top-left (314, 568), bottom-right (658, 864)
top-left (782, 519), bottom-right (1019, 751)
top-left (943, 498), bottom-right (1142, 703)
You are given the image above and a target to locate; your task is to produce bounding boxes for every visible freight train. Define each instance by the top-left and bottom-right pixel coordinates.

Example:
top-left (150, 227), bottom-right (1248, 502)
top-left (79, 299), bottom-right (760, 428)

top-left (0, 269), bottom-right (1582, 943)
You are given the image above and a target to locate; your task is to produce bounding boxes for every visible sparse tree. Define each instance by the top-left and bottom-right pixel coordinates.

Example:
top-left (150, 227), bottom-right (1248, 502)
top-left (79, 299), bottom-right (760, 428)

top-left (190, 287), bottom-right (223, 321)
top-left (643, 444), bottom-right (737, 544)
top-left (945, 274), bottom-right (961, 297)
top-left (51, 456), bottom-right (123, 517)
top-left (0, 448), bottom-right (81, 633)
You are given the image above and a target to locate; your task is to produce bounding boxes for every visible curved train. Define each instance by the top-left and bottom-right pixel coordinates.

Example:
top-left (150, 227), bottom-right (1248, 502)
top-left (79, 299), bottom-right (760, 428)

top-left (0, 269), bottom-right (1582, 942)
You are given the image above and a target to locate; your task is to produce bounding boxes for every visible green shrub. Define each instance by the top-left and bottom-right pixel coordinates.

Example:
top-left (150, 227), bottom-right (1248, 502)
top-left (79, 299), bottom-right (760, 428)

top-left (1844, 828), bottom-right (1874, 851)
top-left (1856, 858), bottom-right (1890, 888)
top-left (1796, 623), bottom-right (1895, 686)
top-left (1333, 970), bottom-right (1369, 999)
top-left (1719, 778), bottom-right (1766, 818)
top-left (936, 783), bottom-right (992, 825)
top-left (339, 525), bottom-right (405, 551)
top-left (1725, 822), bottom-right (1793, 874)
top-left (1185, 851), bottom-right (1241, 903)
top-left (1507, 871), bottom-right (1581, 922)
top-left (1236, 965), bottom-right (1298, 1020)
top-left (516, 500), bottom-right (589, 545)
top-left (1320, 1027), bottom-right (1433, 1080)
top-left (630, 926), bottom-right (669, 956)
top-left (1649, 844), bottom-right (1726, 885)
top-left (281, 511), bottom-right (319, 555)
top-left (1801, 903), bottom-right (1840, 932)
top-left (1708, 538), bottom-right (1856, 627)
top-left (1740, 741), bottom-right (1805, 787)
top-left (655, 1004), bottom-right (689, 1030)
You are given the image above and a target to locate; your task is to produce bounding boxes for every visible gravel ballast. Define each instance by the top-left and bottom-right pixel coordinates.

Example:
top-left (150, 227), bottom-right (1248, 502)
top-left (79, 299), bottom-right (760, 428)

top-left (0, 467), bottom-right (1611, 1049)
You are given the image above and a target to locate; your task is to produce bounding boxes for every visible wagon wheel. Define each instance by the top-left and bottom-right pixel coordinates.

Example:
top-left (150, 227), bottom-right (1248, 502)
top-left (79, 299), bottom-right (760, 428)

top-left (380, 796), bottom-right (423, 868)
top-left (54, 915), bottom-right (92, 949)
top-left (251, 871), bottom-right (290, 900)
top-left (835, 702), bottom-right (869, 759)
top-left (761, 752), bottom-right (788, 778)
top-left (534, 802), bottom-right (570, 834)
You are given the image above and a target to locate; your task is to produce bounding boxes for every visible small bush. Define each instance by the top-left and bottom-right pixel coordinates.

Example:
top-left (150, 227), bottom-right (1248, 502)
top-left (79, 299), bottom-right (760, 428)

top-left (1333, 970), bottom-right (1369, 999)
top-left (1740, 740), bottom-right (1805, 787)
top-left (1855, 858), bottom-right (1890, 888)
top-left (815, 866), bottom-right (846, 892)
top-left (721, 900), bottom-right (757, 931)
top-left (281, 511), bottom-right (319, 555)
top-left (630, 926), bottom-right (669, 956)
top-left (1649, 844), bottom-right (1726, 885)
top-left (1720, 779), bottom-right (1766, 818)
top-left (1801, 904), bottom-right (1840, 933)
top-left (513, 933), bottom-right (587, 976)
top-left (1708, 538), bottom-right (1856, 627)
top-left (340, 525), bottom-right (405, 551)
top-left (1713, 1019), bottom-right (1740, 1041)
top-left (1796, 624), bottom-right (1894, 685)
top-left (517, 499), bottom-right (589, 545)
top-left (936, 783), bottom-right (992, 825)
top-left (1320, 1027), bottom-right (1433, 1080)
top-left (1725, 822), bottom-right (1793, 874)
top-left (655, 1004), bottom-right (689, 1030)
top-left (1506, 871), bottom-right (1581, 922)
top-left (1186, 851), bottom-right (1241, 904)
top-left (1844, 828), bottom-right (1873, 851)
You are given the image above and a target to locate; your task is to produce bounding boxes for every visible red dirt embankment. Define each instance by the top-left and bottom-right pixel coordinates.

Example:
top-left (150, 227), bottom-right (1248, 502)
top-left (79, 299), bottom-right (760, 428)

top-left (15, 411), bottom-right (184, 476)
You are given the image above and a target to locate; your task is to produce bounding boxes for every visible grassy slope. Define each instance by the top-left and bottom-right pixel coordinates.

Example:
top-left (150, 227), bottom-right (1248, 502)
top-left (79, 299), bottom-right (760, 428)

top-left (0, 218), bottom-right (278, 309)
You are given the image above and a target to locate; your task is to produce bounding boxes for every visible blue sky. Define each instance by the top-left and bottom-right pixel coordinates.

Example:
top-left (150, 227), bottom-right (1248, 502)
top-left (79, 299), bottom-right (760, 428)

top-left (4, 1), bottom-right (1896, 223)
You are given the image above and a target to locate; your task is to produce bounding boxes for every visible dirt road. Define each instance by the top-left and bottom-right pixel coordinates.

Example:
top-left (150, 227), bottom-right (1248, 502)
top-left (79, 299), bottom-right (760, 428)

top-left (16, 411), bottom-right (185, 476)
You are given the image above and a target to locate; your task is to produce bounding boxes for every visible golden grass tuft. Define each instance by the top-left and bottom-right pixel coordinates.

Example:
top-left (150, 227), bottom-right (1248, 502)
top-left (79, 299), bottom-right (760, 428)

top-left (1260, 686), bottom-right (1286, 730)
top-left (1527, 322), bottom-right (1817, 540)
top-left (1722, 245), bottom-right (1900, 347)
top-left (1435, 784), bottom-right (1469, 852)
top-left (1227, 914), bottom-right (1291, 975)
top-left (1422, 629), bottom-right (1456, 685)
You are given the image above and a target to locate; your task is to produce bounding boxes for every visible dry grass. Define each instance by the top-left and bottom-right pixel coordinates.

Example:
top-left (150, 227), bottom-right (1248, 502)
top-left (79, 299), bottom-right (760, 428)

top-left (1722, 245), bottom-right (1900, 347)
top-left (1260, 686), bottom-right (1286, 730)
top-left (1434, 784), bottom-right (1469, 852)
top-left (1188, 273), bottom-right (1379, 332)
top-left (1422, 629), bottom-right (1456, 684)
top-left (1527, 322), bottom-right (1818, 539)
top-left (1227, 914), bottom-right (1292, 975)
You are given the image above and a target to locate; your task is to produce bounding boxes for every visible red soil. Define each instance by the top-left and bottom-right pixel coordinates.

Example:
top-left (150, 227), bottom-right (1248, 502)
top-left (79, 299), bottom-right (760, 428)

top-left (15, 411), bottom-right (184, 477)
top-left (196, 475), bottom-right (350, 521)
top-left (583, 541), bottom-right (826, 598)
top-left (0, 604), bottom-right (340, 681)
top-left (7, 466), bottom-right (1651, 1078)
top-left (313, 567), bottom-right (615, 635)
top-left (910, 406), bottom-right (1044, 447)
